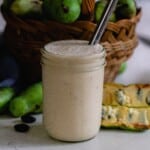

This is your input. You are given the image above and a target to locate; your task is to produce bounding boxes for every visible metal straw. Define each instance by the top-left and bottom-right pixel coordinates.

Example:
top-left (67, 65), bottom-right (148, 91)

top-left (89, 0), bottom-right (119, 45)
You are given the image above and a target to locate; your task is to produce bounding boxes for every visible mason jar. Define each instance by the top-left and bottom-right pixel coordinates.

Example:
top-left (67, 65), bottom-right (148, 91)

top-left (41, 40), bottom-right (106, 142)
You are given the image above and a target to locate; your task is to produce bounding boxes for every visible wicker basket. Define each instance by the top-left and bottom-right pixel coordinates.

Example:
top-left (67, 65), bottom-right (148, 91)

top-left (1, 5), bottom-right (142, 84)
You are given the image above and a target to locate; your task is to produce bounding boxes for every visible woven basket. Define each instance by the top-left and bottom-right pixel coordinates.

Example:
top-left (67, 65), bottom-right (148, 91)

top-left (1, 5), bottom-right (142, 84)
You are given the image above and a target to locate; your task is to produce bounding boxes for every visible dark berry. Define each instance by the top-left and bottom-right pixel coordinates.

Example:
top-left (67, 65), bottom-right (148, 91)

top-left (21, 115), bottom-right (36, 123)
top-left (14, 124), bottom-right (30, 132)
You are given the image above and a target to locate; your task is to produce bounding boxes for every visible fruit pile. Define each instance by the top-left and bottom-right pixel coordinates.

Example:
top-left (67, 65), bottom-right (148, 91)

top-left (0, 82), bottom-right (42, 117)
top-left (2, 0), bottom-right (137, 24)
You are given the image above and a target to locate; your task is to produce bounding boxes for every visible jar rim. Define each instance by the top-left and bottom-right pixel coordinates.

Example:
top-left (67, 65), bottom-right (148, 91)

top-left (41, 48), bottom-right (106, 63)
top-left (43, 40), bottom-right (105, 60)
top-left (41, 40), bottom-right (106, 70)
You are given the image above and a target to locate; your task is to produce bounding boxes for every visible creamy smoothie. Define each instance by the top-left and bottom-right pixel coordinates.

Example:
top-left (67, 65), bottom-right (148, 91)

top-left (41, 40), bottom-right (105, 142)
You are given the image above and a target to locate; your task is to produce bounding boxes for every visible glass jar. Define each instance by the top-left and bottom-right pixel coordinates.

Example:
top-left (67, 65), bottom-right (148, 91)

top-left (41, 40), bottom-right (106, 142)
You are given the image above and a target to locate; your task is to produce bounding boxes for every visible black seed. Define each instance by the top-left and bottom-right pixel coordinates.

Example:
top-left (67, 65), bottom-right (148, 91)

top-left (21, 115), bottom-right (36, 123)
top-left (14, 124), bottom-right (30, 132)
top-left (108, 115), bottom-right (111, 119)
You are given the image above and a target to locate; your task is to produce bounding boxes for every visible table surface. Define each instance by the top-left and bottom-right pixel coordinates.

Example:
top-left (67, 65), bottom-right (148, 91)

top-left (1, 1), bottom-right (150, 150)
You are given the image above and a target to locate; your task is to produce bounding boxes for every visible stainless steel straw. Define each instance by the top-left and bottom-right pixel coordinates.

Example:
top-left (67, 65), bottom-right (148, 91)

top-left (89, 0), bottom-right (119, 45)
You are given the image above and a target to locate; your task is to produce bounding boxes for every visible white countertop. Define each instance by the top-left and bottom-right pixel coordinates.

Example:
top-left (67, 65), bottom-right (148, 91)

top-left (1, 1), bottom-right (150, 150)
top-left (1, 114), bottom-right (150, 150)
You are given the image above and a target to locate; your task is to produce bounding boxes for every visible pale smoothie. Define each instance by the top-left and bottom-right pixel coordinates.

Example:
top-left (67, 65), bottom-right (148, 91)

top-left (41, 40), bottom-right (105, 142)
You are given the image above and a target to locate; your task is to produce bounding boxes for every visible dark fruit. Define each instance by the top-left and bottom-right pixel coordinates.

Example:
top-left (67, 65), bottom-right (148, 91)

top-left (14, 124), bottom-right (30, 132)
top-left (116, 0), bottom-right (137, 19)
top-left (21, 115), bottom-right (36, 123)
